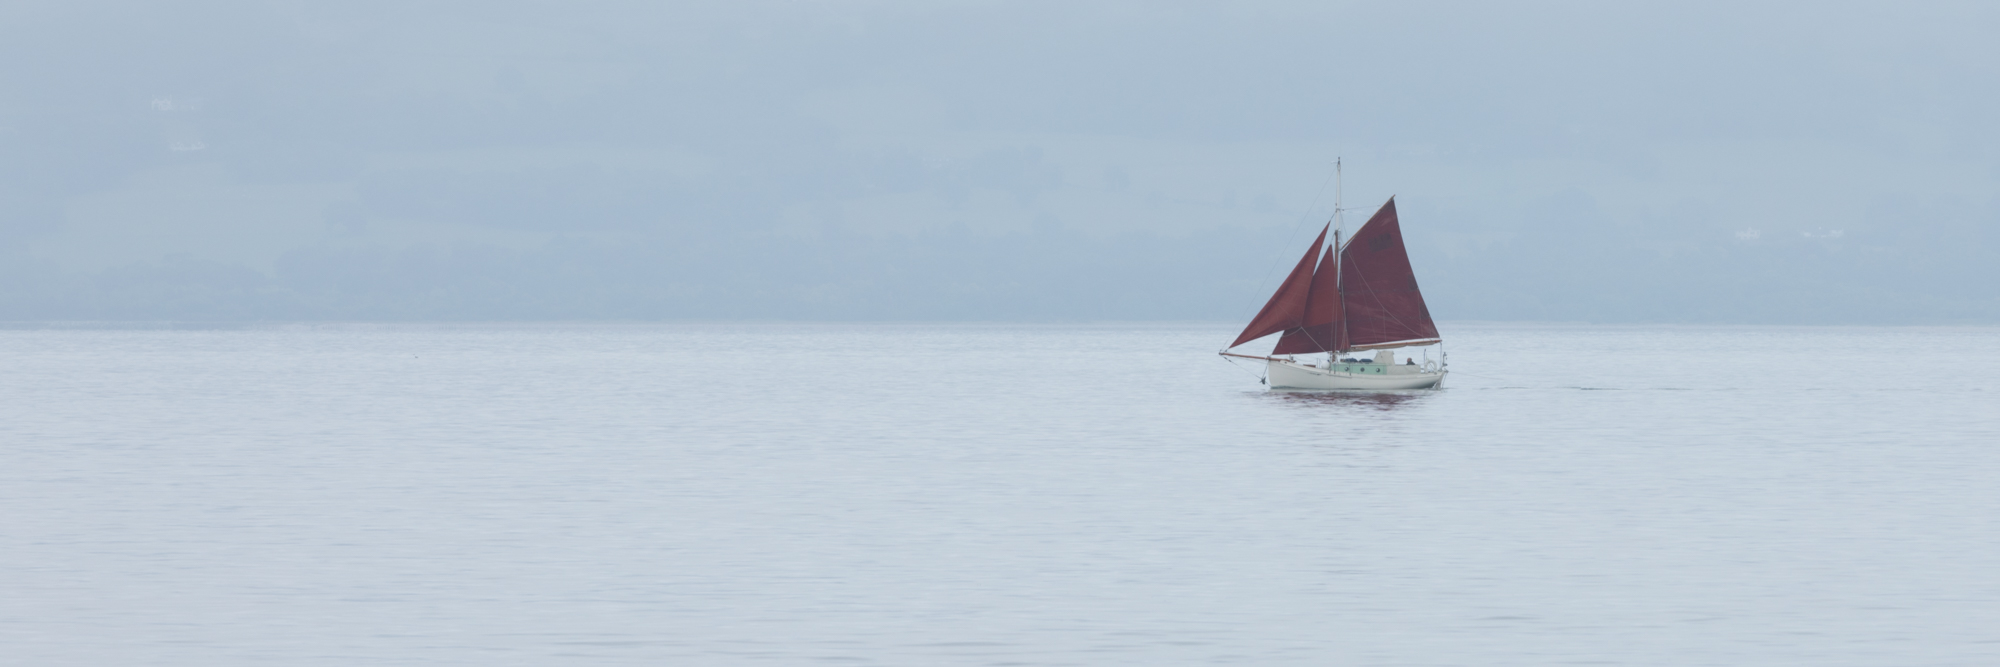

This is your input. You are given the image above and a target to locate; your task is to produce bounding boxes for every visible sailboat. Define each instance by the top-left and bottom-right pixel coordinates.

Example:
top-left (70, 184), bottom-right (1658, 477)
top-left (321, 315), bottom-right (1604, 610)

top-left (1219, 169), bottom-right (1446, 390)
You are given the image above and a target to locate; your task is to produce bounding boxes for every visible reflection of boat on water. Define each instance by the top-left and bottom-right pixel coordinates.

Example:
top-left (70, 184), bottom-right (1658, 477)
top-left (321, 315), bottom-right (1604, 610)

top-left (1271, 388), bottom-right (1430, 410)
top-left (1220, 161), bottom-right (1446, 390)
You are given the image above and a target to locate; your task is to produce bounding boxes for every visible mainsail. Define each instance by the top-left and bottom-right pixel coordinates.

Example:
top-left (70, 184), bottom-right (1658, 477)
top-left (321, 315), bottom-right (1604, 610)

top-left (1338, 198), bottom-right (1440, 350)
top-left (1228, 198), bottom-right (1439, 353)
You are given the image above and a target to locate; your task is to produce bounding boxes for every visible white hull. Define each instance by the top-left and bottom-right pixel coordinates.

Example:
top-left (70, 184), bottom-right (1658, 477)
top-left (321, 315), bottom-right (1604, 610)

top-left (1266, 359), bottom-right (1445, 390)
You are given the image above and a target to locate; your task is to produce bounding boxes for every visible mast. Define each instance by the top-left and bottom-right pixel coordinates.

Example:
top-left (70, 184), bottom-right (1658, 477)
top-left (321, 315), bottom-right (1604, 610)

top-left (1334, 157), bottom-right (1344, 240)
top-left (1330, 226), bottom-right (1343, 361)
top-left (1333, 157), bottom-right (1345, 357)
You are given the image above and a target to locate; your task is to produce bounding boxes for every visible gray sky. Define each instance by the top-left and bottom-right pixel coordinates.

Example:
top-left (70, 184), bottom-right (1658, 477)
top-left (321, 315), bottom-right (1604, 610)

top-left (3, 1), bottom-right (1995, 323)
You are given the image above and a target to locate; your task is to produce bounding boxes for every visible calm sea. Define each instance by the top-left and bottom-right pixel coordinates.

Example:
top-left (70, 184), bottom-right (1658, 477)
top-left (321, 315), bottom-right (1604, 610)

top-left (4, 323), bottom-right (1997, 666)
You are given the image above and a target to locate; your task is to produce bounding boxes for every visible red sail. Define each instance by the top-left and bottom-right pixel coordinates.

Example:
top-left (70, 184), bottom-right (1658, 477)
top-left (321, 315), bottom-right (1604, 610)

top-left (1338, 198), bottom-right (1439, 349)
top-left (1272, 245), bottom-right (1345, 354)
top-left (1229, 225), bottom-right (1326, 348)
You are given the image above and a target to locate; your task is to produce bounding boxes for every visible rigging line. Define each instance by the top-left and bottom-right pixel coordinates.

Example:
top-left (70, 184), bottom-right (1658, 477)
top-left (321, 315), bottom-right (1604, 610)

top-left (1272, 328), bottom-right (1324, 358)
top-left (1343, 236), bottom-right (1431, 343)
top-left (1334, 198), bottom-right (1388, 252)
top-left (1346, 264), bottom-right (1419, 338)
top-left (1221, 354), bottom-right (1268, 381)
top-left (1238, 162), bottom-right (1340, 330)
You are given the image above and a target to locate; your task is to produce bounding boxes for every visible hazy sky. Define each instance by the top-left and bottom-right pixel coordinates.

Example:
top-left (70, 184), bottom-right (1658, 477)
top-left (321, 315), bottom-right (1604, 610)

top-left (3, 1), bottom-right (1995, 323)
